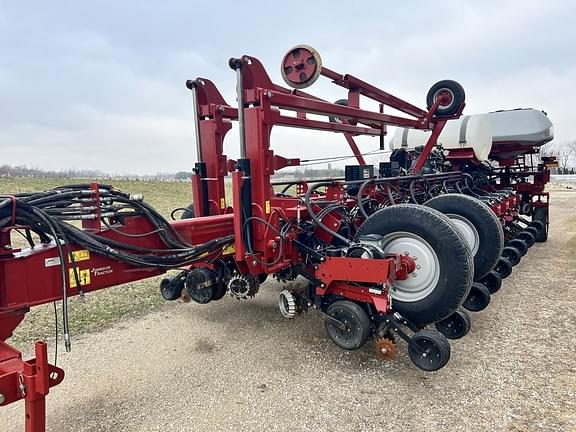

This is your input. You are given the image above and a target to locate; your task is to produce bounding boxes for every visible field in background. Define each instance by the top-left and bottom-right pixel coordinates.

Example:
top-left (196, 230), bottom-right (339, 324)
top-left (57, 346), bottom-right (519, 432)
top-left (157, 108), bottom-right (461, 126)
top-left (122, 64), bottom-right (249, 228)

top-left (0, 178), bottom-right (197, 349)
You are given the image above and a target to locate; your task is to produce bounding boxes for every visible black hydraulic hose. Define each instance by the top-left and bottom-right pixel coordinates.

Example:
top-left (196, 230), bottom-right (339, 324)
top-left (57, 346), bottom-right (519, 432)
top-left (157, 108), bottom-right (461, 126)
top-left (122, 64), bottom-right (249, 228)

top-left (29, 207), bottom-right (73, 352)
top-left (304, 182), bottom-right (351, 246)
top-left (408, 179), bottom-right (420, 204)
top-left (356, 178), bottom-right (375, 220)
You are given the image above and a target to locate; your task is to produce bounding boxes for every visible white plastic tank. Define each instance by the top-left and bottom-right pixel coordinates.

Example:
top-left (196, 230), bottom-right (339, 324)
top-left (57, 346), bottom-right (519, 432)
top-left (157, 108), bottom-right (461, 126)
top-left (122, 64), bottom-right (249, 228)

top-left (389, 114), bottom-right (493, 162)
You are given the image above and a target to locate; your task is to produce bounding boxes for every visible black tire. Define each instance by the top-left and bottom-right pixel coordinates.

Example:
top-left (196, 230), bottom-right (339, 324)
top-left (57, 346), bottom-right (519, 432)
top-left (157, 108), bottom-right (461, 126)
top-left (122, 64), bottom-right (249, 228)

top-left (435, 309), bottom-right (471, 340)
top-left (160, 276), bottom-right (183, 301)
top-left (462, 282), bottom-right (491, 312)
top-left (528, 220), bottom-right (546, 233)
top-left (507, 238), bottom-right (527, 257)
top-left (494, 257), bottom-right (513, 279)
top-left (211, 281), bottom-right (228, 301)
top-left (325, 300), bottom-right (371, 350)
top-left (328, 99), bottom-right (353, 123)
top-left (425, 194), bottom-right (504, 280)
top-left (408, 329), bottom-right (451, 371)
top-left (532, 207), bottom-right (549, 242)
top-left (185, 269), bottom-right (215, 304)
top-left (480, 270), bottom-right (502, 294)
top-left (502, 246), bottom-right (521, 266)
top-left (355, 204), bottom-right (473, 326)
top-left (181, 204), bottom-right (195, 220)
top-left (426, 80), bottom-right (465, 117)
top-left (524, 226), bottom-right (539, 238)
top-left (516, 231), bottom-right (535, 248)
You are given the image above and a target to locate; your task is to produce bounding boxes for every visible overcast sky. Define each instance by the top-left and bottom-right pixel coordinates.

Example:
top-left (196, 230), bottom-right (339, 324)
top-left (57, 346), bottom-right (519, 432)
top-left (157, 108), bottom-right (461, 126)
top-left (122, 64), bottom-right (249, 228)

top-left (1, 0), bottom-right (574, 174)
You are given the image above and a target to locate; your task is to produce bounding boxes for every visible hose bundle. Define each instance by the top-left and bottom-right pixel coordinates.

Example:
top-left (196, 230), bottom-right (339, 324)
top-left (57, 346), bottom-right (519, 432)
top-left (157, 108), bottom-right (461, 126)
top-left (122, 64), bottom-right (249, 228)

top-left (0, 184), bottom-right (234, 268)
top-left (1, 184), bottom-right (233, 353)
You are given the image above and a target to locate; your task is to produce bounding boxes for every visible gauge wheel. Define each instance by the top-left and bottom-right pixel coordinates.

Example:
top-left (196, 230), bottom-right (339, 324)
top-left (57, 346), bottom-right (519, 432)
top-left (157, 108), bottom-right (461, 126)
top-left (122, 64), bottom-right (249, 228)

top-left (325, 300), bottom-right (371, 350)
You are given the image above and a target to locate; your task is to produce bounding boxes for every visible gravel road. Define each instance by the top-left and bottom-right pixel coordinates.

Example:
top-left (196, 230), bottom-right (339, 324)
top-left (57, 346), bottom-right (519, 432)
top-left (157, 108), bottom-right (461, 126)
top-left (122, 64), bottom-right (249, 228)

top-left (1, 189), bottom-right (575, 432)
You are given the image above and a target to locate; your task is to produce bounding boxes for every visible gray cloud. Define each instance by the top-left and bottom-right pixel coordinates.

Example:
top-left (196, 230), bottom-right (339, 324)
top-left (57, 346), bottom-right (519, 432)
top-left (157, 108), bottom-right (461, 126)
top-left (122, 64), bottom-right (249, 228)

top-left (0, 0), bottom-right (574, 174)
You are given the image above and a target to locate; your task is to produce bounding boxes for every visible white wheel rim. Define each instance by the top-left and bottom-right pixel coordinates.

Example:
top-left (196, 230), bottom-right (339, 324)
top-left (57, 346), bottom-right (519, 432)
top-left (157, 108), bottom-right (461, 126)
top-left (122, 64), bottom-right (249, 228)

top-left (380, 232), bottom-right (440, 303)
top-left (446, 214), bottom-right (479, 256)
top-left (433, 88), bottom-right (455, 110)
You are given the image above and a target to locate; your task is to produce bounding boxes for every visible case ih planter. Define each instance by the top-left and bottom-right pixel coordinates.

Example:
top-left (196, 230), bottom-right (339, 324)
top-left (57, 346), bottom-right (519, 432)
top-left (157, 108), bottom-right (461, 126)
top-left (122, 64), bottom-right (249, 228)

top-left (0, 46), bottom-right (553, 431)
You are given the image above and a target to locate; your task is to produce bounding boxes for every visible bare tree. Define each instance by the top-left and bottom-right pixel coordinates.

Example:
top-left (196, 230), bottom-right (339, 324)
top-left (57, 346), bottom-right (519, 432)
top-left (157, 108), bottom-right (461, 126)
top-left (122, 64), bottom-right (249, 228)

top-left (543, 141), bottom-right (576, 173)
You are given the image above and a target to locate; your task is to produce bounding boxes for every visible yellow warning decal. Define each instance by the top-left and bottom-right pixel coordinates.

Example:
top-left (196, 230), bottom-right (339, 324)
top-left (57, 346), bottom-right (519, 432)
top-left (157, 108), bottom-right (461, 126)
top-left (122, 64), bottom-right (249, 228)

top-left (70, 249), bottom-right (90, 262)
top-left (69, 269), bottom-right (91, 288)
top-left (222, 244), bottom-right (236, 255)
top-left (220, 198), bottom-right (226, 209)
top-left (265, 200), bottom-right (271, 214)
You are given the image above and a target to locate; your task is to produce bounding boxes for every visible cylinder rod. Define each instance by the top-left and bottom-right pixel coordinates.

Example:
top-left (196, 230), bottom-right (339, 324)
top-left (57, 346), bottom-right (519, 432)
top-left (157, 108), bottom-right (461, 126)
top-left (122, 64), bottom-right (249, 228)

top-left (189, 83), bottom-right (203, 162)
top-left (231, 59), bottom-right (247, 159)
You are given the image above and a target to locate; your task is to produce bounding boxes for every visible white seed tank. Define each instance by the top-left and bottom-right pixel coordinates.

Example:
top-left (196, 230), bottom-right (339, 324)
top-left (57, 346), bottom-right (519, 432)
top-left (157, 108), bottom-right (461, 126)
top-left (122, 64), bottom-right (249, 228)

top-left (389, 109), bottom-right (553, 162)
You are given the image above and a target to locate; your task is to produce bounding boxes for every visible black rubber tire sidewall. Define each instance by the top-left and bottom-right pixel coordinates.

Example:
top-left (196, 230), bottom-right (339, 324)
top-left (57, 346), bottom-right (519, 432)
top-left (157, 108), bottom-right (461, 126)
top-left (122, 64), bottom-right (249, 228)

top-left (181, 204), bottom-right (195, 219)
top-left (408, 329), bottom-right (451, 371)
top-left (532, 207), bottom-right (549, 242)
top-left (426, 80), bottom-right (465, 117)
top-left (425, 194), bottom-right (504, 280)
top-left (355, 204), bottom-right (473, 326)
top-left (325, 300), bottom-right (371, 350)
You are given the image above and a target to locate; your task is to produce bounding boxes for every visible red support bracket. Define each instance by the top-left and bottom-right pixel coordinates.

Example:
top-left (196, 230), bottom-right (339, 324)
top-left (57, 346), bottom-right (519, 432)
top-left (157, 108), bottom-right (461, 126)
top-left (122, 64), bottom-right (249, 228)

top-left (0, 341), bottom-right (65, 432)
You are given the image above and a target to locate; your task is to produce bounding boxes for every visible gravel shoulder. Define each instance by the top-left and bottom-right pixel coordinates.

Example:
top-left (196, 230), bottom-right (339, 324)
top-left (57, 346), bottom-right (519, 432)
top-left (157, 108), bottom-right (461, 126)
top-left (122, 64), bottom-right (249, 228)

top-left (1, 189), bottom-right (575, 432)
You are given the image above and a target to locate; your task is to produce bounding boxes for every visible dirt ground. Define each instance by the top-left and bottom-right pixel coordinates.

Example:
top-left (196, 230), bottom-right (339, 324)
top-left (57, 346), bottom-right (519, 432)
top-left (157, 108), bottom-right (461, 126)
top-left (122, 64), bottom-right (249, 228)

top-left (1, 188), bottom-right (575, 432)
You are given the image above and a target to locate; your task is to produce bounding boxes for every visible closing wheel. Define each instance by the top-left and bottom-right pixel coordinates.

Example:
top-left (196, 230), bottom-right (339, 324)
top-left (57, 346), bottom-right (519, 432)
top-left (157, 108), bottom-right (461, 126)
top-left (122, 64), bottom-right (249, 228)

top-left (494, 257), bottom-right (513, 279)
top-left (502, 246), bottom-right (521, 266)
top-left (425, 194), bottom-right (504, 279)
top-left (355, 204), bottom-right (473, 326)
top-left (479, 270), bottom-right (502, 294)
top-left (278, 290), bottom-right (297, 319)
top-left (325, 301), bottom-right (371, 350)
top-left (281, 45), bottom-right (322, 89)
top-left (408, 329), bottom-right (451, 371)
top-left (507, 238), bottom-right (527, 257)
top-left (435, 309), bottom-right (471, 340)
top-left (426, 80), bottom-right (465, 117)
top-left (532, 207), bottom-right (549, 242)
top-left (516, 231), bottom-right (535, 248)
top-left (462, 282), bottom-right (491, 312)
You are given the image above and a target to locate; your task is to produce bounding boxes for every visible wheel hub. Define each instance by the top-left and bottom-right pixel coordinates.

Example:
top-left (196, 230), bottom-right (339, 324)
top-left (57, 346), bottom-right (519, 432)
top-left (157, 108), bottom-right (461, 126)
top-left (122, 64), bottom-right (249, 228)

top-left (379, 232), bottom-right (440, 303)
